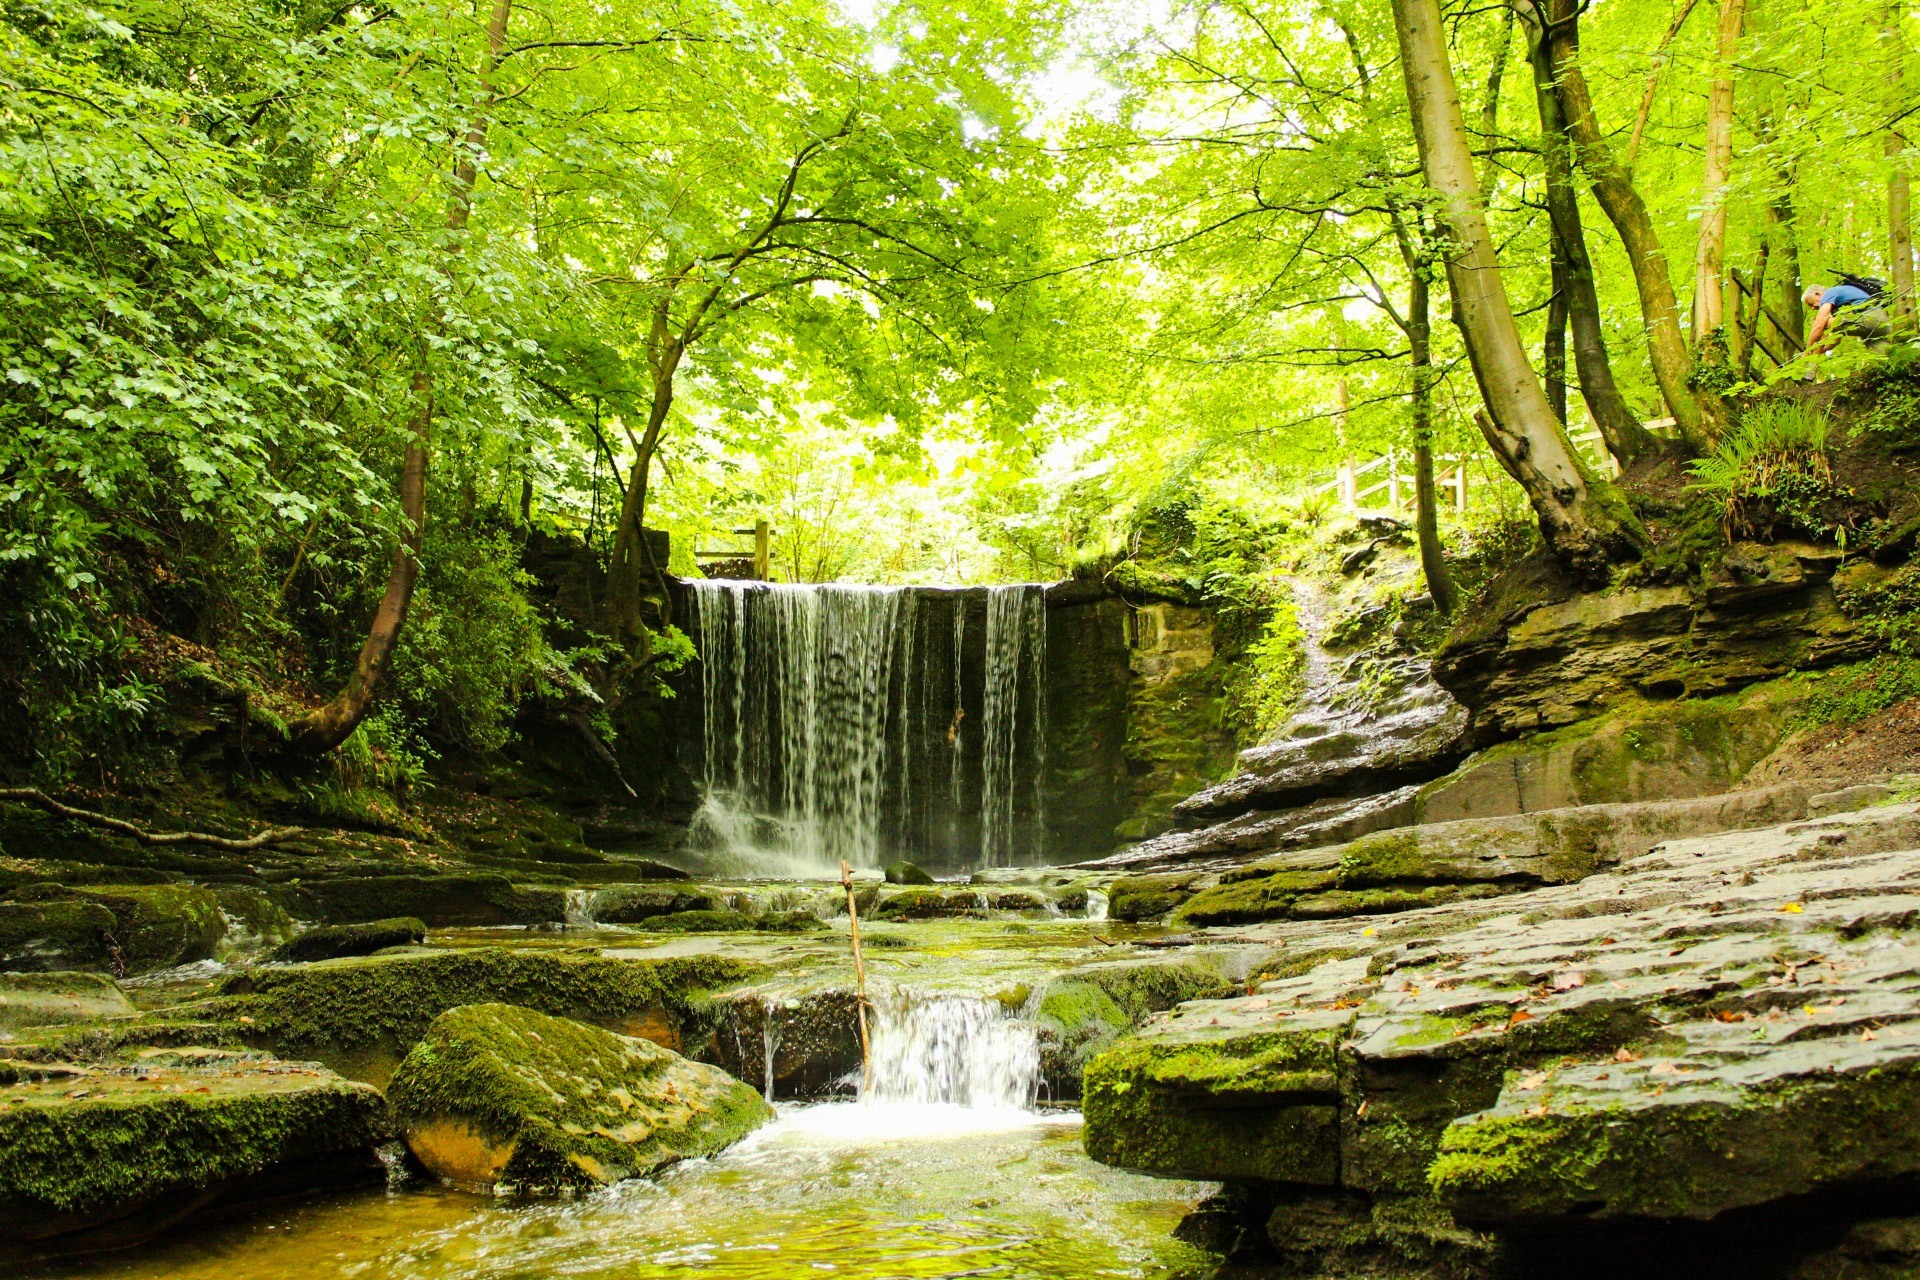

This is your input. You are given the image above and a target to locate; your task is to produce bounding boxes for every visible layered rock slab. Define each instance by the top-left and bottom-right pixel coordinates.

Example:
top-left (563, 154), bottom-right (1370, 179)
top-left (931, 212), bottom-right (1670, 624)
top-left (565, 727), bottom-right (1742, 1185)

top-left (387, 1003), bottom-right (770, 1192)
top-left (0, 1051), bottom-right (387, 1259)
top-left (1084, 802), bottom-right (1920, 1240)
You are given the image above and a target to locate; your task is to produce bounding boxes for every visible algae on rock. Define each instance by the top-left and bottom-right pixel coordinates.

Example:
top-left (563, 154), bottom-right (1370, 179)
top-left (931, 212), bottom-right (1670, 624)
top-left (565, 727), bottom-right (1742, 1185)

top-left (387, 1003), bottom-right (771, 1192)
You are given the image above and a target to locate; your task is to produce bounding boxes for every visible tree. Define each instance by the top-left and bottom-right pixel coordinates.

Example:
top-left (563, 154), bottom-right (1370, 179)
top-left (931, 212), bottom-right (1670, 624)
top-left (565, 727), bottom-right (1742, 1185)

top-left (1390, 0), bottom-right (1644, 579)
top-left (1691, 0), bottom-right (1749, 345)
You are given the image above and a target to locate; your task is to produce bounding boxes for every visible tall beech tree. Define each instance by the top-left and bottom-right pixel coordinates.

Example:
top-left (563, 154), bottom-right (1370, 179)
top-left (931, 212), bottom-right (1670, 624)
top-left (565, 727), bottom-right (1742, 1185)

top-left (1390, 0), bottom-right (1644, 578)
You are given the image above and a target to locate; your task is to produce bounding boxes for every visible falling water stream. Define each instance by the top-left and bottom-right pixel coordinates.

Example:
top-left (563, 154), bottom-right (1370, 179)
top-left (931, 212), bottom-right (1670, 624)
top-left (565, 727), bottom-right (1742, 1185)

top-left (688, 581), bottom-right (1049, 874)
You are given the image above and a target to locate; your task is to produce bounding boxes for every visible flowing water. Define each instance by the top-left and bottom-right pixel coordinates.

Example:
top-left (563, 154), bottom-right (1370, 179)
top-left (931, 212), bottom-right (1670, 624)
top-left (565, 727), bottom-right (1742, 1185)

top-left (688, 581), bottom-right (1049, 874)
top-left (39, 983), bottom-right (1215, 1280)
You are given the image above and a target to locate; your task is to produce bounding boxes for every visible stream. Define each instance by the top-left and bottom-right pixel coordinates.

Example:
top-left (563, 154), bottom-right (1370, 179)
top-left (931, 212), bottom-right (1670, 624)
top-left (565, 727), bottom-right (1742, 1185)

top-left (38, 1102), bottom-right (1211, 1280)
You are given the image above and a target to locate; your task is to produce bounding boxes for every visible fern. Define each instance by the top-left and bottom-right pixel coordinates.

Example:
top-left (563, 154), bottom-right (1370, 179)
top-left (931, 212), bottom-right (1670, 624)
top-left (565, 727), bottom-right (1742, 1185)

top-left (1685, 403), bottom-right (1834, 538)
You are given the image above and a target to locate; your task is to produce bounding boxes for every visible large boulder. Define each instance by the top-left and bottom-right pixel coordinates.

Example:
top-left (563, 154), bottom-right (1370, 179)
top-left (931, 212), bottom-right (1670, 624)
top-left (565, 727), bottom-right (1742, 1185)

top-left (387, 1003), bottom-right (771, 1192)
top-left (273, 874), bottom-right (566, 927)
top-left (0, 1051), bottom-right (387, 1261)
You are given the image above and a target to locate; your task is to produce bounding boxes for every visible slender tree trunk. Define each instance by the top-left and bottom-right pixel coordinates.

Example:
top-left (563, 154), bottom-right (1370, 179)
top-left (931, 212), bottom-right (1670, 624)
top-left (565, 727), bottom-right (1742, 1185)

top-left (608, 366), bottom-right (676, 640)
top-left (287, 0), bottom-right (511, 755)
top-left (1545, 239), bottom-right (1569, 425)
top-left (1891, 3), bottom-right (1916, 319)
top-left (1407, 264), bottom-right (1458, 613)
top-left (1392, 0), bottom-right (1644, 581)
top-left (1518, 2), bottom-right (1664, 466)
top-left (1692, 0), bottom-right (1748, 343)
top-left (1542, 0), bottom-right (1710, 450)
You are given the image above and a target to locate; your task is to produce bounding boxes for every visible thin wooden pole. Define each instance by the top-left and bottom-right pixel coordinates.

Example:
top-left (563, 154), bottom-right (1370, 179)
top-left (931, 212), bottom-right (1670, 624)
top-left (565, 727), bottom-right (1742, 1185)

top-left (840, 860), bottom-right (872, 1094)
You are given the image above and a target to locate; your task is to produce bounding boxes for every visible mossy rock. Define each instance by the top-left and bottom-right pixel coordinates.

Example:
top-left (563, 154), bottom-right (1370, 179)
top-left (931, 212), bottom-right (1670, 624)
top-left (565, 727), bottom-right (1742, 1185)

top-left (0, 884), bottom-right (225, 975)
top-left (273, 874), bottom-right (566, 927)
top-left (640, 910), bottom-right (823, 934)
top-left (883, 860), bottom-right (935, 886)
top-left (206, 947), bottom-right (762, 1084)
top-left (0, 901), bottom-right (117, 973)
top-left (387, 1003), bottom-right (771, 1193)
top-left (210, 886), bottom-right (297, 955)
top-left (870, 889), bottom-right (981, 920)
top-left (1028, 957), bottom-right (1233, 1094)
top-left (1082, 1019), bottom-right (1347, 1184)
top-left (586, 886), bottom-right (723, 924)
top-left (0, 1054), bottom-right (388, 1260)
top-left (1108, 873), bottom-right (1208, 922)
top-left (0, 973), bottom-right (133, 1032)
top-left (268, 918), bottom-right (428, 964)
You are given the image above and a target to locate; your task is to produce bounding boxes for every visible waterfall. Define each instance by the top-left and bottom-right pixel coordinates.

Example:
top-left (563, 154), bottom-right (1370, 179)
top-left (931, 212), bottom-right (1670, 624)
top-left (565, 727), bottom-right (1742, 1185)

top-left (863, 991), bottom-right (1040, 1110)
top-left (689, 580), bottom-right (1048, 872)
top-left (563, 889), bottom-right (596, 928)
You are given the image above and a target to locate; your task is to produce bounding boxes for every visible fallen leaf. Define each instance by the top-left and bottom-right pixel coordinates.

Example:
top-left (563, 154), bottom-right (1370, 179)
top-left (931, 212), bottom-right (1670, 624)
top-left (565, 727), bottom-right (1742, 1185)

top-left (1552, 971), bottom-right (1586, 991)
top-left (1524, 1104), bottom-right (1549, 1117)
top-left (1779, 903), bottom-right (1804, 914)
top-left (1713, 1010), bottom-right (1748, 1023)
top-left (1356, 1100), bottom-right (1369, 1117)
top-left (1362, 927), bottom-right (1376, 937)
top-left (1508, 1008), bottom-right (1535, 1026)
top-left (1863, 1028), bottom-right (1879, 1042)
top-left (1516, 1072), bottom-right (1549, 1091)
top-left (1613, 1047), bottom-right (1641, 1063)
top-left (1594, 1072), bottom-right (1611, 1081)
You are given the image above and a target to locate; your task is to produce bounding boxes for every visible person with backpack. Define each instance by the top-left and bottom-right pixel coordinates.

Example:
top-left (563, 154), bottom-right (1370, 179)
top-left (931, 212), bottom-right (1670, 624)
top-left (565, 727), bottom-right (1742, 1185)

top-left (1803, 273), bottom-right (1894, 349)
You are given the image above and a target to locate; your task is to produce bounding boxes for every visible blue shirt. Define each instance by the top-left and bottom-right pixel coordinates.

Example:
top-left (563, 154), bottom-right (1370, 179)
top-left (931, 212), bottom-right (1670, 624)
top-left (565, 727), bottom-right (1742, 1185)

top-left (1821, 284), bottom-right (1873, 310)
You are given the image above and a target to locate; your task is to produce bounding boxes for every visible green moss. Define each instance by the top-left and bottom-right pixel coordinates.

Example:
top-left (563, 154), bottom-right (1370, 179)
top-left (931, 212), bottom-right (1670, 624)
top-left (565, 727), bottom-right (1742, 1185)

top-left (588, 886), bottom-right (724, 924)
top-left (0, 1072), bottom-right (387, 1217)
top-left (274, 875), bottom-right (566, 927)
top-left (1082, 1027), bottom-right (1345, 1183)
top-left (640, 910), bottom-right (823, 933)
top-left (1029, 958), bottom-right (1232, 1092)
top-left (268, 918), bottom-right (428, 963)
top-left (386, 1003), bottom-right (770, 1192)
top-left (882, 861), bottom-right (935, 886)
top-left (209, 947), bottom-right (762, 1067)
top-left (1107, 874), bottom-right (1203, 922)
top-left (0, 900), bottom-right (116, 973)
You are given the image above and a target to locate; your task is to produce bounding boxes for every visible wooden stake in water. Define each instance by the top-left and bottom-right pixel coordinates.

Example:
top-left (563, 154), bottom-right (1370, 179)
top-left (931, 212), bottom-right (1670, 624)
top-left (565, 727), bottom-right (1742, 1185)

top-left (840, 859), bottom-right (872, 1094)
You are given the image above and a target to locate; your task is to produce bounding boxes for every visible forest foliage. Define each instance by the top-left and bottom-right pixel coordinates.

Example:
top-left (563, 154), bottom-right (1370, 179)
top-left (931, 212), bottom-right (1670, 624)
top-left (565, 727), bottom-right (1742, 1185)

top-left (2, 0), bottom-right (1917, 773)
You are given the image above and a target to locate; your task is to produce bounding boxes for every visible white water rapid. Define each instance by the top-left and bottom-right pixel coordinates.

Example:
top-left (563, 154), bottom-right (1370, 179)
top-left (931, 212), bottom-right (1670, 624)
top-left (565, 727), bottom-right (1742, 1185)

top-left (862, 990), bottom-right (1041, 1110)
top-left (688, 580), bottom-right (1049, 873)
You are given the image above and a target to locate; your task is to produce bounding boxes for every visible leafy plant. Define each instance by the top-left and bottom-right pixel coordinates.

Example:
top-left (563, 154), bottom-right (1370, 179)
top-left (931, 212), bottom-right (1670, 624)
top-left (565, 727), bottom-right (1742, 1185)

top-left (1685, 403), bottom-right (1838, 541)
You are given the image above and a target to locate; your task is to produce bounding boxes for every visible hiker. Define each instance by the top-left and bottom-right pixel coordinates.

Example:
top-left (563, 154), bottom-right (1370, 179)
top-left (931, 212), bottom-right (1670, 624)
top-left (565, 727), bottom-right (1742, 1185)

top-left (1803, 279), bottom-right (1893, 349)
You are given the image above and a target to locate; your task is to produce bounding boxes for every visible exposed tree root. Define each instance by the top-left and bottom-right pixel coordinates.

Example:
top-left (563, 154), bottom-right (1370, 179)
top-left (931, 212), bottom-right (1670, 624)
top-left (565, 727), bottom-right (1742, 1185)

top-left (0, 788), bottom-right (304, 851)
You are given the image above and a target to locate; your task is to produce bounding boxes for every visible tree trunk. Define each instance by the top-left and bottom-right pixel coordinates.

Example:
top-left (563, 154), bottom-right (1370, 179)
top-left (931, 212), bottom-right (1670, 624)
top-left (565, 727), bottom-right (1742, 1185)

top-left (1518, 2), bottom-right (1665, 466)
top-left (1407, 264), bottom-right (1458, 613)
top-left (1545, 238), bottom-right (1569, 425)
top-left (1542, 0), bottom-right (1710, 450)
top-left (1391, 0), bottom-right (1643, 581)
top-left (607, 364), bottom-right (676, 640)
top-left (1891, 3), bottom-right (1916, 319)
top-left (1692, 0), bottom-right (1748, 343)
top-left (287, 0), bottom-right (512, 755)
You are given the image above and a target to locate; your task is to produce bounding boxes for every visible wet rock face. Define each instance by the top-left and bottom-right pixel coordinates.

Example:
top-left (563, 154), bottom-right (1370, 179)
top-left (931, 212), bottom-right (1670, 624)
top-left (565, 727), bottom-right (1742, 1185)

top-left (387, 1003), bottom-right (771, 1194)
top-left (1083, 803), bottom-right (1920, 1270)
top-left (0, 972), bottom-right (134, 1033)
top-left (884, 860), bottom-right (935, 886)
top-left (0, 1051), bottom-right (387, 1261)
top-left (267, 918), bottom-right (427, 964)
top-left (1435, 544), bottom-right (1872, 744)
top-left (0, 884), bottom-right (225, 974)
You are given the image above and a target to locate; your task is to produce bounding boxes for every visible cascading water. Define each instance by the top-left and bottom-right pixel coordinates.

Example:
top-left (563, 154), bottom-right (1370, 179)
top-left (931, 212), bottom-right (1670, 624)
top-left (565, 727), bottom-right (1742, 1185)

top-left (689, 580), bottom-right (1048, 873)
top-left (862, 990), bottom-right (1041, 1110)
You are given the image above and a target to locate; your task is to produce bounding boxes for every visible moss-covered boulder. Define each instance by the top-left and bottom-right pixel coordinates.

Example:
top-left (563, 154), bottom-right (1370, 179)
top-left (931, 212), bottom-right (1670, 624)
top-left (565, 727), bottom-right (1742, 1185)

top-left (1108, 872), bottom-right (1211, 922)
top-left (586, 885), bottom-right (722, 924)
top-left (0, 973), bottom-right (133, 1033)
top-left (274, 874), bottom-right (566, 927)
top-left (387, 1003), bottom-right (771, 1192)
top-left (883, 860), bottom-right (935, 886)
top-left (0, 1053), bottom-right (387, 1260)
top-left (0, 900), bottom-right (117, 972)
top-left (268, 918), bottom-right (428, 964)
top-left (1028, 956), bottom-right (1232, 1094)
top-left (0, 884), bottom-right (226, 975)
top-left (206, 946), bottom-right (761, 1085)
top-left (639, 909), bottom-right (824, 933)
